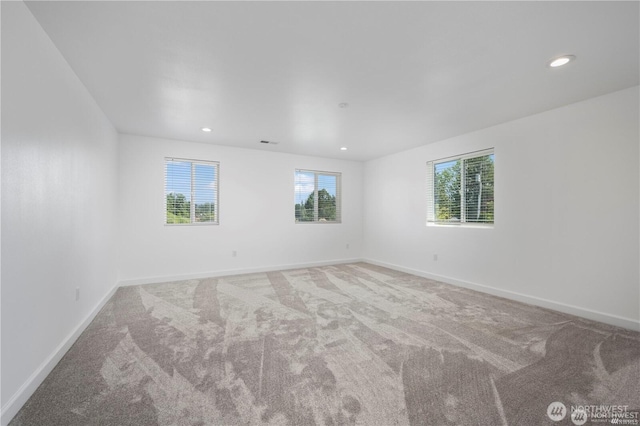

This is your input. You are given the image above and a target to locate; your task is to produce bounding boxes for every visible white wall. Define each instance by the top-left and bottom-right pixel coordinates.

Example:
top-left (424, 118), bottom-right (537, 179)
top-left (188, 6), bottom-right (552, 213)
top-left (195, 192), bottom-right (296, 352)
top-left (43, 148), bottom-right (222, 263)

top-left (1, 2), bottom-right (120, 423)
top-left (363, 86), bottom-right (640, 330)
top-left (118, 134), bottom-right (363, 284)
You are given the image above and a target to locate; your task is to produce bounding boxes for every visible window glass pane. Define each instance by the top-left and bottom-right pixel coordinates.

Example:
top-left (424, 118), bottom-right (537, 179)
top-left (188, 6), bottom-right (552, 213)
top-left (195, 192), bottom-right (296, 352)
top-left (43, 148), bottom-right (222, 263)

top-left (463, 154), bottom-right (494, 223)
top-left (166, 161), bottom-right (191, 224)
top-left (194, 163), bottom-right (217, 223)
top-left (434, 159), bottom-right (461, 222)
top-left (317, 174), bottom-right (337, 221)
top-left (295, 171), bottom-right (315, 222)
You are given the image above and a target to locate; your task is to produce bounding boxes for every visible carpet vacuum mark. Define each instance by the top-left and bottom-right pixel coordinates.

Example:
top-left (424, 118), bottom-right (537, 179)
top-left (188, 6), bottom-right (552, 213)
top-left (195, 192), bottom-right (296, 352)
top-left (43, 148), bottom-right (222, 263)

top-left (10, 263), bottom-right (640, 426)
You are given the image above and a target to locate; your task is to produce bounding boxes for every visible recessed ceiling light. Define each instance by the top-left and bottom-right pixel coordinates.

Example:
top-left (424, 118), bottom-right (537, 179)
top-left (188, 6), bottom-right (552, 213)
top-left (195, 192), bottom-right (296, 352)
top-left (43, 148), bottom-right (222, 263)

top-left (340, 147), bottom-right (348, 151)
top-left (201, 127), bottom-right (212, 132)
top-left (548, 55), bottom-right (576, 68)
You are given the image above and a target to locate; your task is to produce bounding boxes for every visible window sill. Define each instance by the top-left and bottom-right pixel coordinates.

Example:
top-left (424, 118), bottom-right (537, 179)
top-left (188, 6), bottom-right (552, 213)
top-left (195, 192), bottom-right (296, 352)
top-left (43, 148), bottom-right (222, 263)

top-left (427, 222), bottom-right (493, 229)
top-left (165, 222), bottom-right (219, 226)
top-left (295, 221), bottom-right (342, 224)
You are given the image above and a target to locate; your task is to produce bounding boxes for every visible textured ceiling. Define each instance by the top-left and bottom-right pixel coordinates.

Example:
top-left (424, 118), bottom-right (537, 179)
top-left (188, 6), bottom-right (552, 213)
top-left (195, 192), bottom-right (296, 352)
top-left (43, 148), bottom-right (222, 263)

top-left (26, 1), bottom-right (639, 161)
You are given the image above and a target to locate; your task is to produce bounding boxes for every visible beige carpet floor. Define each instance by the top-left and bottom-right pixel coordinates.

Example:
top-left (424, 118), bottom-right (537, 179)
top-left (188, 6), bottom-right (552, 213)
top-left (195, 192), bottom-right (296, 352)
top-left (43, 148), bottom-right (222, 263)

top-left (10, 262), bottom-right (640, 425)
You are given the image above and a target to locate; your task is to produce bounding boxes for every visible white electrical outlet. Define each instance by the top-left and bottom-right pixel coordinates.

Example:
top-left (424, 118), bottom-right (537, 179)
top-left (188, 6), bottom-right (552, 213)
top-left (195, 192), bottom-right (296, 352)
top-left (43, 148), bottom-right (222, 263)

top-left (346, 243), bottom-right (350, 249)
top-left (75, 287), bottom-right (80, 301)
top-left (232, 250), bottom-right (237, 257)
top-left (433, 254), bottom-right (438, 261)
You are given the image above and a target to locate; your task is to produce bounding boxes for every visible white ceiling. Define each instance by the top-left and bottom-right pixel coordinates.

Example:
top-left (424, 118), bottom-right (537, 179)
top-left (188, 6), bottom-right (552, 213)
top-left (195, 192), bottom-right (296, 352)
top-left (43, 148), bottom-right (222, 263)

top-left (26, 1), bottom-right (639, 161)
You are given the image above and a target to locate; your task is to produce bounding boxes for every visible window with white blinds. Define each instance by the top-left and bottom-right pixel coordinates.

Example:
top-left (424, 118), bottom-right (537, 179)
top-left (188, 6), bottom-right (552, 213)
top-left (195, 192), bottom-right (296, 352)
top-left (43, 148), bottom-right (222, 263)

top-left (427, 149), bottom-right (494, 225)
top-left (294, 169), bottom-right (341, 223)
top-left (165, 158), bottom-right (219, 225)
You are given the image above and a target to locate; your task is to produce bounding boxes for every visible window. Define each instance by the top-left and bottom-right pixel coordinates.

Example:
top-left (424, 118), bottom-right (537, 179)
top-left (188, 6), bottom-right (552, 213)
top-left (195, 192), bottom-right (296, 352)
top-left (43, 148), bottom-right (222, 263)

top-left (427, 149), bottom-right (494, 225)
top-left (294, 169), bottom-right (341, 223)
top-left (165, 158), bottom-right (219, 225)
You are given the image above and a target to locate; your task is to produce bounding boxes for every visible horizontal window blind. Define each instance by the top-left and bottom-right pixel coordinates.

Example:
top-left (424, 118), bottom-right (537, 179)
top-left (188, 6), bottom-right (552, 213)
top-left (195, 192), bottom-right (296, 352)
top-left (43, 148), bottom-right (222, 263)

top-left (295, 169), bottom-right (341, 223)
top-left (426, 161), bottom-right (435, 222)
top-left (165, 158), bottom-right (219, 225)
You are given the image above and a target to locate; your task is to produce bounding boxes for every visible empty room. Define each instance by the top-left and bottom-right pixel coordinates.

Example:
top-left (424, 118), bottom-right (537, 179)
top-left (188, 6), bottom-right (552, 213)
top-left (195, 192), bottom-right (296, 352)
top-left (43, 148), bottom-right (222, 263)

top-left (2, 1), bottom-right (639, 425)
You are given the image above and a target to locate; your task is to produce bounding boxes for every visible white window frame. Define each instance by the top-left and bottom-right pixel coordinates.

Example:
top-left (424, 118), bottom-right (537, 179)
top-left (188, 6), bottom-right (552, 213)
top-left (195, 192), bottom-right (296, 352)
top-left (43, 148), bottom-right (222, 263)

top-left (426, 148), bottom-right (494, 227)
top-left (294, 169), bottom-right (342, 224)
top-left (164, 157), bottom-right (219, 226)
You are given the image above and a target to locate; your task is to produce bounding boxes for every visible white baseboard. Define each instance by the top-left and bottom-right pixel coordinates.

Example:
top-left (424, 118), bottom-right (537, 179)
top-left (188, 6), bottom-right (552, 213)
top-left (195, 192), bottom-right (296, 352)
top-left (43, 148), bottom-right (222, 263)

top-left (364, 258), bottom-right (640, 332)
top-left (1, 283), bottom-right (119, 426)
top-left (117, 257), bottom-right (364, 287)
